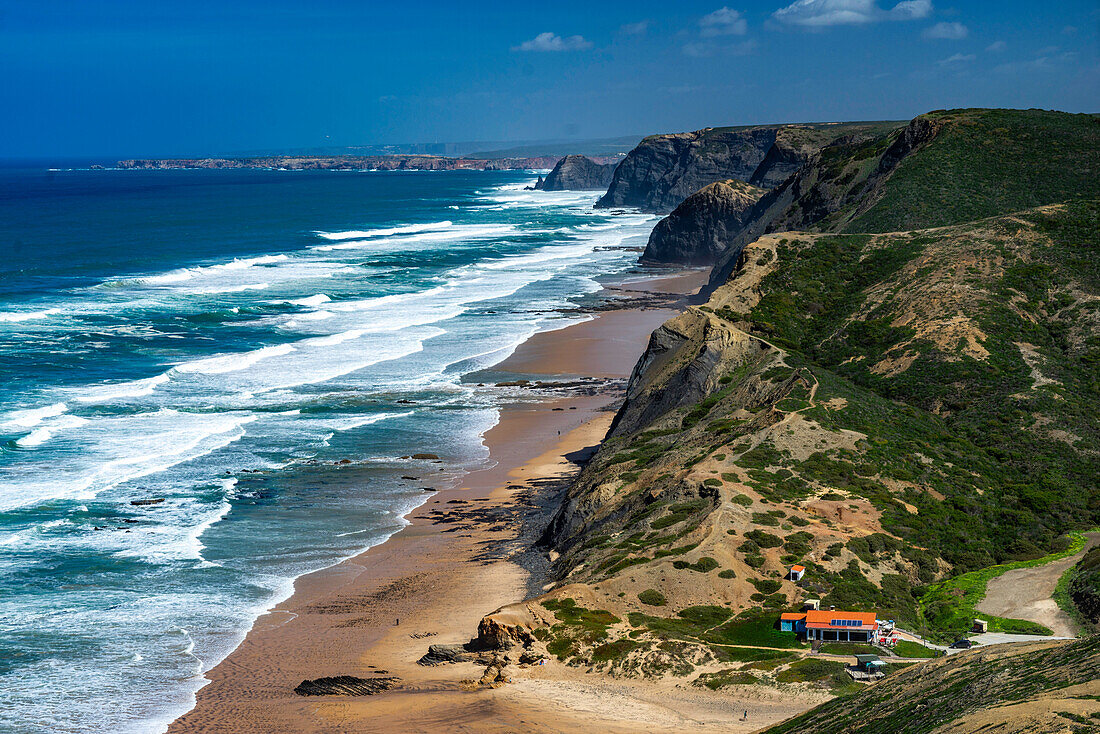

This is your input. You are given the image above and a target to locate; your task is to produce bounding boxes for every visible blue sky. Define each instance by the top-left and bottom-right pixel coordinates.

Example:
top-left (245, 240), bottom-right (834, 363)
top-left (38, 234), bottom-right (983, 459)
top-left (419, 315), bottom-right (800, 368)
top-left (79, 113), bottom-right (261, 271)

top-left (1, 0), bottom-right (1096, 157)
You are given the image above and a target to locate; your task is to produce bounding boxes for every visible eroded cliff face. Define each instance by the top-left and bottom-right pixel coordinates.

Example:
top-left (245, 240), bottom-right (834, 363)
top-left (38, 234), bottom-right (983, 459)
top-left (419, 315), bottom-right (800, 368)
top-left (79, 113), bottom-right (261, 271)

top-left (707, 116), bottom-right (941, 287)
top-left (535, 155), bottom-right (618, 191)
top-left (595, 127), bottom-right (778, 212)
top-left (641, 180), bottom-right (765, 266)
top-left (595, 122), bottom-right (904, 213)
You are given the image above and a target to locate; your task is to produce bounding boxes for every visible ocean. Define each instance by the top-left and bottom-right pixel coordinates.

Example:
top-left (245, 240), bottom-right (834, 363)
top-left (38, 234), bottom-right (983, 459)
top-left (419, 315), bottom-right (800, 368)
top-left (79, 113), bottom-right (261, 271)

top-left (0, 166), bottom-right (657, 733)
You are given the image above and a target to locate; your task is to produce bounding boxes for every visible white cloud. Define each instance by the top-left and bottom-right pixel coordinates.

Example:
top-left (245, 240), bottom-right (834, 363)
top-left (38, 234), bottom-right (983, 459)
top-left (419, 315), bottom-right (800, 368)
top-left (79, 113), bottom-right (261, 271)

top-left (994, 49), bottom-right (1078, 74)
top-left (986, 40), bottom-right (1006, 52)
top-left (683, 38), bottom-right (757, 57)
top-left (620, 21), bottom-right (649, 35)
top-left (938, 52), bottom-right (976, 65)
top-left (923, 21), bottom-right (968, 40)
top-left (513, 32), bottom-right (592, 52)
top-left (700, 7), bottom-right (748, 36)
top-left (771, 0), bottom-right (931, 27)
top-left (889, 1), bottom-right (933, 20)
top-left (1062, 25), bottom-right (1078, 35)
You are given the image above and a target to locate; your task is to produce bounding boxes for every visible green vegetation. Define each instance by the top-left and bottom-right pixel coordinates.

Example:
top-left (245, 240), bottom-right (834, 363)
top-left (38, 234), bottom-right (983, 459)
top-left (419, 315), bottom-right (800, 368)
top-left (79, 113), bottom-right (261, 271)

top-left (650, 500), bottom-right (709, 530)
top-left (891, 640), bottom-right (938, 659)
top-left (765, 636), bottom-right (1100, 734)
top-left (541, 598), bottom-right (620, 661)
top-left (695, 669), bottom-right (757, 688)
top-left (750, 579), bottom-right (782, 595)
top-left (849, 110), bottom-right (1100, 234)
top-left (1060, 544), bottom-right (1100, 632)
top-left (775, 658), bottom-right (846, 683)
top-left (638, 589), bottom-right (668, 607)
top-left (918, 531), bottom-right (1091, 640)
top-left (673, 556), bottom-right (720, 573)
top-left (542, 113), bottom-right (1100, 690)
top-left (729, 199), bottom-right (1100, 639)
top-left (706, 611), bottom-right (807, 649)
top-left (818, 643), bottom-right (878, 656)
top-left (745, 529), bottom-right (783, 548)
top-left (590, 639), bottom-right (642, 663)
top-left (711, 647), bottom-right (797, 664)
top-left (628, 608), bottom-right (805, 651)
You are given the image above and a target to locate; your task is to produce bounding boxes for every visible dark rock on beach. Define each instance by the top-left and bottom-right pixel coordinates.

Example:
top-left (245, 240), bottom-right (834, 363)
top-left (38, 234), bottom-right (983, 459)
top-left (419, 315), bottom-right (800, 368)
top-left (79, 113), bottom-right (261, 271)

top-left (293, 675), bottom-right (400, 696)
top-left (417, 643), bottom-right (475, 666)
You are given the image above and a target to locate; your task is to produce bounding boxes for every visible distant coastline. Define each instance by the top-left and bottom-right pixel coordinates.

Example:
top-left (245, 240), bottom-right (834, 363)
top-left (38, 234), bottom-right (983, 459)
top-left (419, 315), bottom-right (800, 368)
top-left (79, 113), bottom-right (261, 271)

top-left (113, 154), bottom-right (621, 172)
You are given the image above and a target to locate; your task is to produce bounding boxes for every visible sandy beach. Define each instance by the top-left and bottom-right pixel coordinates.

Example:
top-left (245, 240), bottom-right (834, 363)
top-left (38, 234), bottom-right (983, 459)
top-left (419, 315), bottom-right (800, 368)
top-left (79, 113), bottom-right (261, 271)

top-left (167, 269), bottom-right (812, 733)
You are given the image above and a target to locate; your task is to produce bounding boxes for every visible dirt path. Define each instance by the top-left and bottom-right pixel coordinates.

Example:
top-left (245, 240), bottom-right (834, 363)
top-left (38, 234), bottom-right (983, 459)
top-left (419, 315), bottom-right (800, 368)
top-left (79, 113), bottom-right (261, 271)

top-left (976, 532), bottom-right (1100, 637)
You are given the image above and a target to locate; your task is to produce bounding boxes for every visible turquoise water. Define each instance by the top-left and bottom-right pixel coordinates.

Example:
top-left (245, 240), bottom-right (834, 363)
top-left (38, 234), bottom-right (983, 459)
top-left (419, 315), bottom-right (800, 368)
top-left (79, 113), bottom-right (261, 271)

top-left (0, 167), bottom-right (656, 733)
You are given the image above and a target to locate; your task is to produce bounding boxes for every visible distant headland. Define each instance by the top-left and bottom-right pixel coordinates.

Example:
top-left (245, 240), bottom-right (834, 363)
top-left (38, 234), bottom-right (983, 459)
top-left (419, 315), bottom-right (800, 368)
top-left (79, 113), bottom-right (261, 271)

top-left (113, 154), bottom-right (621, 171)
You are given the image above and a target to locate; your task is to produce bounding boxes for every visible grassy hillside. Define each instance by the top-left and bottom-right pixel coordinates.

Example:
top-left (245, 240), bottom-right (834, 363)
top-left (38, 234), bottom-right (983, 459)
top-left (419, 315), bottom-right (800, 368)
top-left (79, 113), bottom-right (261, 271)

top-left (848, 109), bottom-right (1100, 233)
top-left (746, 202), bottom-right (1100, 571)
top-left (518, 205), bottom-right (1098, 705)
top-left (710, 109), bottom-right (1100, 286)
top-left (1063, 546), bottom-right (1100, 631)
top-left (764, 636), bottom-right (1100, 734)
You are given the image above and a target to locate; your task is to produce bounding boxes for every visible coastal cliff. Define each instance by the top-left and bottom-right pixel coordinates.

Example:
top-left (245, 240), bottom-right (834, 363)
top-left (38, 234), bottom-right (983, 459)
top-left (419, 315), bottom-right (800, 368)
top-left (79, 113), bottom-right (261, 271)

top-left (595, 127), bottom-right (777, 212)
top-left (535, 155), bottom-right (618, 191)
top-left (708, 109), bottom-right (1100, 287)
top-left (641, 180), bottom-right (764, 266)
top-left (595, 121), bottom-right (903, 213)
top-left (441, 109), bottom-right (1100, 731)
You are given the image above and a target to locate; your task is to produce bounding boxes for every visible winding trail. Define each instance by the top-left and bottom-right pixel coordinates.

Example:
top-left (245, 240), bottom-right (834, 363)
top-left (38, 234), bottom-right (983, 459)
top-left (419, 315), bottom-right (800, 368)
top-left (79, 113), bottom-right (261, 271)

top-left (975, 531), bottom-right (1100, 638)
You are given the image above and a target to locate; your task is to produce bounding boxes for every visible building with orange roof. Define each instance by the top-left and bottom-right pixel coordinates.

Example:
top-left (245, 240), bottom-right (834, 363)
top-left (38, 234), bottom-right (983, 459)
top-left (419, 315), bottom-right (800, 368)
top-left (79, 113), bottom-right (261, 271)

top-left (779, 612), bottom-right (806, 632)
top-left (803, 609), bottom-right (879, 643)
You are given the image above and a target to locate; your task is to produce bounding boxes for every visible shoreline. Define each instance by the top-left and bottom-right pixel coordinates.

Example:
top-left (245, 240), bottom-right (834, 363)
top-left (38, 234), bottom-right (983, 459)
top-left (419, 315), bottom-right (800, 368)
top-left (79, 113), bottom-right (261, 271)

top-left (167, 269), bottom-right (710, 733)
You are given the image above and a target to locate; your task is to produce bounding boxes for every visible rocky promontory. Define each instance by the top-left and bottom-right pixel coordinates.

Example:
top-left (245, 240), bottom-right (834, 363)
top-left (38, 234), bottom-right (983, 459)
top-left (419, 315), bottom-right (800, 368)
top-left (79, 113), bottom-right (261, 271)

top-left (596, 121), bottom-right (904, 213)
top-left (640, 179), bottom-right (764, 266)
top-left (595, 127), bottom-right (777, 212)
top-left (534, 155), bottom-right (618, 191)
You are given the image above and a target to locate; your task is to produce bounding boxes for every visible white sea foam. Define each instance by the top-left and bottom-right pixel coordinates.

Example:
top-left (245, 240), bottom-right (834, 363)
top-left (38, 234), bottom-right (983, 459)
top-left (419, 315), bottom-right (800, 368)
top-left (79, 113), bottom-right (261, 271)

top-left (3, 402), bottom-right (68, 429)
top-left (15, 416), bottom-right (88, 448)
top-left (73, 374), bottom-right (171, 403)
top-left (283, 310), bottom-right (334, 327)
top-left (171, 344), bottom-right (296, 375)
top-left (0, 174), bottom-right (669, 734)
top-left (121, 254), bottom-right (292, 287)
top-left (189, 282), bottom-right (272, 294)
top-left (300, 329), bottom-right (365, 347)
top-left (114, 479), bottom-right (239, 567)
top-left (315, 220), bottom-right (453, 240)
top-left (329, 411), bottom-right (414, 431)
top-left (287, 294), bottom-right (331, 307)
top-left (0, 409), bottom-right (258, 511)
top-left (312, 223), bottom-right (516, 252)
top-left (0, 308), bottom-right (61, 323)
